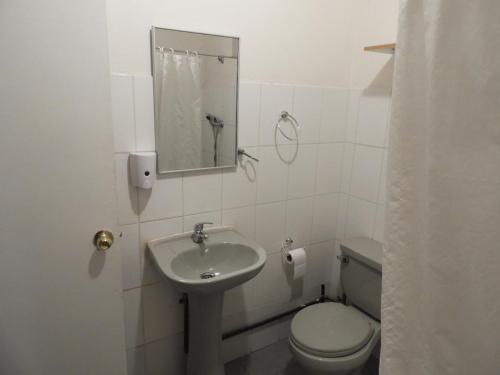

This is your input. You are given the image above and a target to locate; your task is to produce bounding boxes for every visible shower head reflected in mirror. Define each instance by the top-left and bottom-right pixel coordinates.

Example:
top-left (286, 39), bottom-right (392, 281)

top-left (205, 114), bottom-right (224, 167)
top-left (206, 114), bottom-right (224, 128)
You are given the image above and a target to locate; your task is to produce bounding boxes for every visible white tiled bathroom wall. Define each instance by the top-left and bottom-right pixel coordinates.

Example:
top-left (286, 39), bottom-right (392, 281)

top-left (111, 73), bottom-right (391, 375)
top-left (339, 87), bottom-right (391, 244)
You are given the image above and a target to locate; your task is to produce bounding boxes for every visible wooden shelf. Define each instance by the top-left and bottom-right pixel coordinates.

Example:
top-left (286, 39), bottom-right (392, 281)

top-left (364, 43), bottom-right (396, 54)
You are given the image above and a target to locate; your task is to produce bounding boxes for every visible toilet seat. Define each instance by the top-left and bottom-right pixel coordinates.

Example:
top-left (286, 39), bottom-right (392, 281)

top-left (290, 303), bottom-right (374, 358)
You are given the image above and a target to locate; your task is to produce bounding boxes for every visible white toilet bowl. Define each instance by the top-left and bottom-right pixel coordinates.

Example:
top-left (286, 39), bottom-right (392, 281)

top-left (289, 302), bottom-right (380, 375)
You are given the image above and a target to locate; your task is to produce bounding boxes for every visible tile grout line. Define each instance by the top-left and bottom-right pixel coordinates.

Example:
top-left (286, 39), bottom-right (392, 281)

top-left (219, 169), bottom-right (224, 225)
top-left (130, 76), bottom-right (148, 375)
top-left (252, 84), bottom-right (262, 243)
top-left (131, 188), bottom-right (343, 228)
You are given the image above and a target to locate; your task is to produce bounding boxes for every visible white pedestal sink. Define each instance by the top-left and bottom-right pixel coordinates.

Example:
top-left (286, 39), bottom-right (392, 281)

top-left (148, 227), bottom-right (267, 375)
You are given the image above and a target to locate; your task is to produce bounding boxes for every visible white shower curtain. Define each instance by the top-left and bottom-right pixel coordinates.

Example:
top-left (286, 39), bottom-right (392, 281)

top-left (157, 52), bottom-right (202, 170)
top-left (382, 1), bottom-right (500, 374)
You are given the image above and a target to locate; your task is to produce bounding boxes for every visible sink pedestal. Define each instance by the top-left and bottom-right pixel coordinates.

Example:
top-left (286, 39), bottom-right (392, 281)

top-left (187, 292), bottom-right (224, 375)
top-left (147, 228), bottom-right (267, 375)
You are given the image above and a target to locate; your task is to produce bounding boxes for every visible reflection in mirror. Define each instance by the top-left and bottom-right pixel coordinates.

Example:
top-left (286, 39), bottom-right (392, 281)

top-left (151, 27), bottom-right (239, 174)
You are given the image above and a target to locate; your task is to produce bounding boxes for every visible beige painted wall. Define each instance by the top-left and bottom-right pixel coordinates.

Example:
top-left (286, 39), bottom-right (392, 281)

top-left (106, 0), bottom-right (397, 88)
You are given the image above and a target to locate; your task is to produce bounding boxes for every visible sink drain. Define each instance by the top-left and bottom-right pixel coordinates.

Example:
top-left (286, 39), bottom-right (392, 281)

top-left (200, 271), bottom-right (217, 279)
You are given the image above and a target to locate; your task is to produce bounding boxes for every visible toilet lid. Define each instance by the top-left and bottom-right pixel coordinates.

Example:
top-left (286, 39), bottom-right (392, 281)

top-left (290, 303), bottom-right (374, 358)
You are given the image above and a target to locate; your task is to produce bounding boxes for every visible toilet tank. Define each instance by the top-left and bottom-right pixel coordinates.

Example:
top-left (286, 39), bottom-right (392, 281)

top-left (340, 238), bottom-right (382, 321)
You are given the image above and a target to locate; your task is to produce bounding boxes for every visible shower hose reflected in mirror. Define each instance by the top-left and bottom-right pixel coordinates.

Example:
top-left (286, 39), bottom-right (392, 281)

top-left (205, 114), bottom-right (224, 166)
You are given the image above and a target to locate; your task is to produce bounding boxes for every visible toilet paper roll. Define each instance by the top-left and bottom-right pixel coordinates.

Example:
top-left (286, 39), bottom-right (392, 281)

top-left (286, 248), bottom-right (307, 280)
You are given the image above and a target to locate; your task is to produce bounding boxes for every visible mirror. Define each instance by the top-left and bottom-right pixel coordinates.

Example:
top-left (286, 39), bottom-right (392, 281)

top-left (151, 27), bottom-right (239, 174)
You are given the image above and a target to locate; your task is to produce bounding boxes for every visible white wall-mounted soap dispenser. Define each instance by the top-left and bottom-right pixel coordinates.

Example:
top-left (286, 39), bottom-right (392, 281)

top-left (129, 152), bottom-right (156, 189)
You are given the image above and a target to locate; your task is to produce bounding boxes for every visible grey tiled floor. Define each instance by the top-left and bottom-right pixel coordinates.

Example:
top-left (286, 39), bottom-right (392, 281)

top-left (225, 339), bottom-right (379, 375)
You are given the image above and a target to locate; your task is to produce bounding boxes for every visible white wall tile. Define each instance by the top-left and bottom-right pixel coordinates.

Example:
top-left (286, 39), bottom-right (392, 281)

top-left (223, 281), bottom-right (255, 317)
top-left (256, 146), bottom-right (289, 204)
top-left (139, 218), bottom-right (183, 285)
top-left (292, 86), bottom-right (322, 144)
top-left (345, 196), bottom-right (377, 239)
top-left (320, 88), bottom-right (349, 143)
top-left (252, 253), bottom-right (286, 306)
top-left (222, 149), bottom-right (258, 209)
top-left (111, 74), bottom-right (136, 152)
top-left (133, 75), bottom-right (155, 151)
top-left (255, 202), bottom-right (286, 254)
top-left (316, 143), bottom-right (343, 194)
top-left (356, 88), bottom-right (391, 147)
top-left (287, 144), bottom-right (317, 199)
top-left (377, 149), bottom-right (388, 204)
top-left (183, 211), bottom-right (221, 232)
top-left (385, 98), bottom-right (392, 147)
top-left (259, 84), bottom-right (293, 146)
top-left (142, 283), bottom-right (183, 343)
top-left (145, 334), bottom-right (185, 375)
top-left (312, 194), bottom-right (339, 243)
top-left (232, 303), bottom-right (282, 331)
top-left (238, 83), bottom-right (261, 147)
top-left (350, 145), bottom-right (384, 202)
top-left (286, 197), bottom-right (313, 247)
top-left (138, 175), bottom-right (183, 222)
top-left (373, 204), bottom-right (385, 243)
top-left (329, 241), bottom-right (342, 298)
top-left (304, 241), bottom-right (334, 300)
top-left (126, 347), bottom-right (145, 375)
top-left (345, 89), bottom-right (361, 143)
top-left (222, 310), bottom-right (252, 334)
top-left (340, 143), bottom-right (355, 194)
top-left (222, 206), bottom-right (256, 240)
top-left (335, 193), bottom-right (349, 240)
top-left (123, 288), bottom-right (144, 349)
top-left (183, 171), bottom-right (222, 215)
top-left (114, 153), bottom-right (138, 225)
top-left (120, 224), bottom-right (141, 290)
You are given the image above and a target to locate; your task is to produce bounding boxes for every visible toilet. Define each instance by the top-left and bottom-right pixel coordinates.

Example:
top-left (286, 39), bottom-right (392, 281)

top-left (289, 238), bottom-right (382, 375)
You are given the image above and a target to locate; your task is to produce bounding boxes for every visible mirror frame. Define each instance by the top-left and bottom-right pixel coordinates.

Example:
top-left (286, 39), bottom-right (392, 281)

top-left (150, 26), bottom-right (240, 175)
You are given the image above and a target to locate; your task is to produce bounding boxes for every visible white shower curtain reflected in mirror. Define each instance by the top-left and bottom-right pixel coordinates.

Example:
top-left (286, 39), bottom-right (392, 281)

top-left (157, 52), bottom-right (203, 171)
top-left (382, 1), bottom-right (500, 374)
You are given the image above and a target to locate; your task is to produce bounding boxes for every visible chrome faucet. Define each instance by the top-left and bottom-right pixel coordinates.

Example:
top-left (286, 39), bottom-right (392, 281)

top-left (191, 222), bottom-right (213, 244)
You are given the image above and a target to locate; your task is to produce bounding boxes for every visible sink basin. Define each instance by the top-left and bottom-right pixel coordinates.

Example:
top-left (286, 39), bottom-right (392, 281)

top-left (148, 227), bottom-right (267, 294)
top-left (147, 227), bottom-right (267, 375)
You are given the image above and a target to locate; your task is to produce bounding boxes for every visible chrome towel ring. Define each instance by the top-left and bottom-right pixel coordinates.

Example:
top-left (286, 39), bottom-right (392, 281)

top-left (276, 111), bottom-right (300, 142)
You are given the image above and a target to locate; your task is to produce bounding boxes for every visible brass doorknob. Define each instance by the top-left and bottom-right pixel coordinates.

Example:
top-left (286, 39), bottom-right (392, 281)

top-left (93, 230), bottom-right (114, 251)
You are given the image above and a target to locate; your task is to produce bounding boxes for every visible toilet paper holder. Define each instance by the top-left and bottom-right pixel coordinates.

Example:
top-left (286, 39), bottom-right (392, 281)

top-left (281, 237), bottom-right (294, 262)
top-left (337, 254), bottom-right (350, 264)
